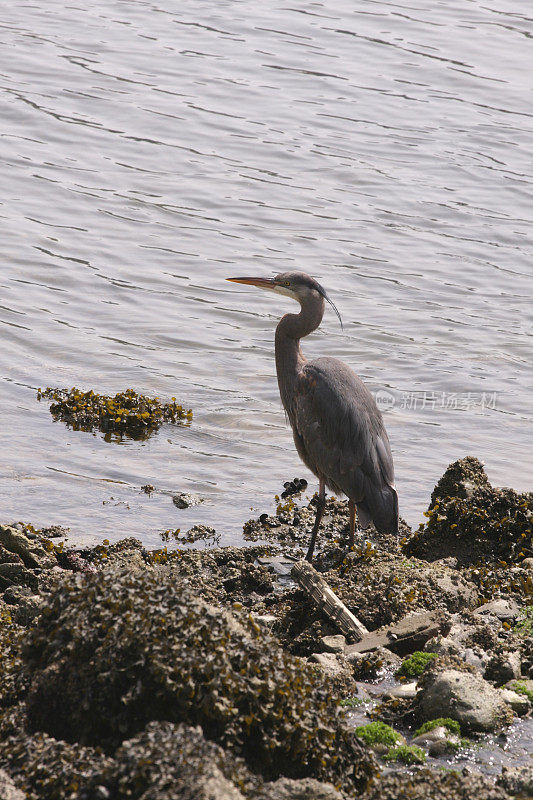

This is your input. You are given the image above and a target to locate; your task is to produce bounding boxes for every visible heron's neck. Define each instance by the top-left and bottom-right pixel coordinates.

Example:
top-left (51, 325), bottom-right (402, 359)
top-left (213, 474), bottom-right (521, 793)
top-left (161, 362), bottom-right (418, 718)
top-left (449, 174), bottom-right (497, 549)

top-left (274, 296), bottom-right (324, 411)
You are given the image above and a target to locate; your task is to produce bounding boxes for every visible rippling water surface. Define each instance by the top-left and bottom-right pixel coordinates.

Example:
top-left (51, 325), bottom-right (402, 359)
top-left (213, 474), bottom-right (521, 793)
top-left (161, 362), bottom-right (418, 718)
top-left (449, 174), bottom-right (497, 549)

top-left (1, 0), bottom-right (532, 547)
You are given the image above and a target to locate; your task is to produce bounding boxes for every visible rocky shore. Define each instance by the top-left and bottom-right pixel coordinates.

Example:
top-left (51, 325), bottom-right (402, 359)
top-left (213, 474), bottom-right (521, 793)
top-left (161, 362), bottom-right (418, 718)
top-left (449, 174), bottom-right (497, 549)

top-left (0, 457), bottom-right (531, 800)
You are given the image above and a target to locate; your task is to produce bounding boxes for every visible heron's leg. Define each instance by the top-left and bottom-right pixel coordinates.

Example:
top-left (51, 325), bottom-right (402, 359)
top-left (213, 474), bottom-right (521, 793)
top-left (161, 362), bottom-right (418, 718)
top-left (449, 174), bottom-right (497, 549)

top-left (348, 500), bottom-right (356, 549)
top-left (305, 480), bottom-right (326, 562)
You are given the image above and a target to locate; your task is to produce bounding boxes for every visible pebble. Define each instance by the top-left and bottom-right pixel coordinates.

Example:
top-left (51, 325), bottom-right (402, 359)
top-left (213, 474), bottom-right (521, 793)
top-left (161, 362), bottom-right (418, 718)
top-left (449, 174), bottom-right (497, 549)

top-left (320, 635), bottom-right (346, 654)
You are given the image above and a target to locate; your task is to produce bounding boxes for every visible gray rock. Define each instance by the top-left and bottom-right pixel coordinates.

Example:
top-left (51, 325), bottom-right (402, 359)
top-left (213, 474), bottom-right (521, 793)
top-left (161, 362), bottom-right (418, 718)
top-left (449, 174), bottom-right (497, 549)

top-left (256, 557), bottom-right (294, 577)
top-left (411, 725), bottom-right (461, 756)
top-left (0, 546), bottom-right (23, 565)
top-left (384, 681), bottom-right (418, 700)
top-left (3, 585), bottom-right (32, 603)
top-left (521, 557), bottom-right (533, 570)
top-left (0, 525), bottom-right (56, 569)
top-left (433, 573), bottom-right (478, 609)
top-left (172, 492), bottom-right (203, 509)
top-left (484, 650), bottom-right (522, 684)
top-left (497, 764), bottom-right (533, 796)
top-left (365, 767), bottom-right (509, 800)
top-left (257, 777), bottom-right (344, 800)
top-left (0, 769), bottom-right (25, 800)
top-left (506, 677), bottom-right (533, 695)
top-left (428, 737), bottom-right (460, 757)
top-left (473, 598), bottom-right (520, 620)
top-left (252, 614), bottom-right (278, 628)
top-left (345, 646), bottom-right (401, 672)
top-left (182, 525), bottom-right (217, 543)
top-left (418, 669), bottom-right (513, 732)
top-left (462, 647), bottom-right (490, 672)
top-left (310, 652), bottom-right (344, 677)
top-left (499, 688), bottom-right (530, 716)
top-left (425, 614), bottom-right (494, 674)
top-left (320, 634), bottom-right (346, 654)
top-left (0, 562), bottom-right (35, 590)
top-left (425, 634), bottom-right (462, 658)
top-left (12, 594), bottom-right (43, 626)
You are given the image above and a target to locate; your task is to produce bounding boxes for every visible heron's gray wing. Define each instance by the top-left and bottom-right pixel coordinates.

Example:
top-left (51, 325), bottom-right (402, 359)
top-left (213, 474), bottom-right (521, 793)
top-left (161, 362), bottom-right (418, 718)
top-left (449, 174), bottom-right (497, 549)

top-left (292, 357), bottom-right (397, 532)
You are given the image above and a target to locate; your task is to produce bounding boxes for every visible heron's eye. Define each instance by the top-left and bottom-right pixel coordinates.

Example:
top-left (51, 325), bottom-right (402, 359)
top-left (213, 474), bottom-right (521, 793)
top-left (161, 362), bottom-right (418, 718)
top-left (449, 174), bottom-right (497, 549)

top-left (285, 280), bottom-right (290, 286)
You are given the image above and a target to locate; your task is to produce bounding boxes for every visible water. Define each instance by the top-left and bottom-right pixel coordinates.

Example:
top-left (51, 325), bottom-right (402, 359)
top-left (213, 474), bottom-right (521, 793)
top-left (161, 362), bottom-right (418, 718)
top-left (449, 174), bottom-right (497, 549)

top-left (1, 0), bottom-right (532, 548)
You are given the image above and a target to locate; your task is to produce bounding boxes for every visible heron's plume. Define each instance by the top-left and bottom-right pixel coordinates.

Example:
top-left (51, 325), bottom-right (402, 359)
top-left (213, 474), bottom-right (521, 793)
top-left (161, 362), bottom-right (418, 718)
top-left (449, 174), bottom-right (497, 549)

top-left (316, 283), bottom-right (343, 330)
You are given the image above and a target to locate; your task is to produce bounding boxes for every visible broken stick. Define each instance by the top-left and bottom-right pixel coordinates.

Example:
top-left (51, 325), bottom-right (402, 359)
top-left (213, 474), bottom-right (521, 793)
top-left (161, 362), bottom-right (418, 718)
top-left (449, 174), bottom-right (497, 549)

top-left (291, 560), bottom-right (368, 641)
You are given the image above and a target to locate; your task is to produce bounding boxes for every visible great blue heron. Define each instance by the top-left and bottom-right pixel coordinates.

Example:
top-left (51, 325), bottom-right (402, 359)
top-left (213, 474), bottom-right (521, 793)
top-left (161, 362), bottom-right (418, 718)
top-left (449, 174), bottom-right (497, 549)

top-left (227, 271), bottom-right (399, 561)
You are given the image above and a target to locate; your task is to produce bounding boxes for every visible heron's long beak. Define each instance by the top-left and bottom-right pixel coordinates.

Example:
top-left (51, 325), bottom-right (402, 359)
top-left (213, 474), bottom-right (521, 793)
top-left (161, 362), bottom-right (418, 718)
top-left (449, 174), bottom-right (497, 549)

top-left (226, 276), bottom-right (276, 289)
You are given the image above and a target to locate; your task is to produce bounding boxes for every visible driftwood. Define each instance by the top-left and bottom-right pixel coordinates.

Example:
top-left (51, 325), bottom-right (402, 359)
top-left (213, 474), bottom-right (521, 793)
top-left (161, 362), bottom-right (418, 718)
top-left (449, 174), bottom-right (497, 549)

top-left (291, 560), bottom-right (368, 641)
top-left (344, 610), bottom-right (451, 657)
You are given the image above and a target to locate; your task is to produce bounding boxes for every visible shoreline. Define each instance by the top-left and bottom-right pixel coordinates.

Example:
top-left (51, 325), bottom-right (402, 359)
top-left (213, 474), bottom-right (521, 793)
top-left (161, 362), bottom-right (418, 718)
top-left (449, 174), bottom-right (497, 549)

top-left (0, 456), bottom-right (531, 800)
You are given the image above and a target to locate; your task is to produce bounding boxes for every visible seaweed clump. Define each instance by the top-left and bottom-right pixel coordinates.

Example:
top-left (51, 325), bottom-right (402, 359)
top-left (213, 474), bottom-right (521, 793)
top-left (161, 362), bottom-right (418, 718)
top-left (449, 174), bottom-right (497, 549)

top-left (404, 457), bottom-right (533, 567)
top-left (396, 651), bottom-right (438, 679)
top-left (22, 566), bottom-right (375, 793)
top-left (354, 722), bottom-right (401, 748)
top-left (38, 387), bottom-right (192, 439)
top-left (383, 745), bottom-right (426, 765)
top-left (414, 718), bottom-right (461, 737)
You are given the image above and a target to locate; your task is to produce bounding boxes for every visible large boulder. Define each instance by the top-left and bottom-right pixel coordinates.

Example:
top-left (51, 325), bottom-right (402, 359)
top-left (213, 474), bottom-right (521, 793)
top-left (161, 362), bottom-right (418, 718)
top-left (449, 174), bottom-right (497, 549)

top-left (22, 566), bottom-right (375, 792)
top-left (404, 457), bottom-right (533, 566)
top-left (417, 667), bottom-right (513, 733)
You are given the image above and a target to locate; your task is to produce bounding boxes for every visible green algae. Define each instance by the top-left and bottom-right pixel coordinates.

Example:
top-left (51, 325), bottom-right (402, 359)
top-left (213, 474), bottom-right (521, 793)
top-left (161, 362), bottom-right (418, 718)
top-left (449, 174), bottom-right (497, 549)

top-left (339, 696), bottom-right (363, 708)
top-left (396, 651), bottom-right (438, 679)
top-left (384, 744), bottom-right (427, 765)
top-left (513, 604), bottom-right (533, 637)
top-left (415, 718), bottom-right (461, 737)
top-left (38, 386), bottom-right (192, 439)
top-left (354, 722), bottom-right (401, 747)
top-left (509, 680), bottom-right (533, 704)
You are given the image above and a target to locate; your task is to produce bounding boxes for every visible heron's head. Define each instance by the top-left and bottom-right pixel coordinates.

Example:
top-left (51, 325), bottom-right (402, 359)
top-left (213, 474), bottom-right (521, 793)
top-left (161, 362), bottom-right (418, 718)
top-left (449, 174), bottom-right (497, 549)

top-left (226, 270), bottom-right (342, 327)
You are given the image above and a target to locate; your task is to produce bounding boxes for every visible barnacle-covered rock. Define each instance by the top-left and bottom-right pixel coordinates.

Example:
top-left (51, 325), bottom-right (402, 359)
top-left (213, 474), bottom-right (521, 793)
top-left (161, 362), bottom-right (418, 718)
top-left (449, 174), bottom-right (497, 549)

top-left (0, 525), bottom-right (56, 570)
top-left (405, 457), bottom-right (533, 566)
top-left (86, 721), bottom-right (254, 800)
top-left (362, 768), bottom-right (508, 800)
top-left (0, 610), bottom-right (27, 710)
top-left (256, 777), bottom-right (344, 800)
top-left (38, 387), bottom-right (192, 440)
top-left (0, 729), bottom-right (113, 800)
top-left (497, 763), bottom-right (533, 797)
top-left (22, 566), bottom-right (375, 792)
